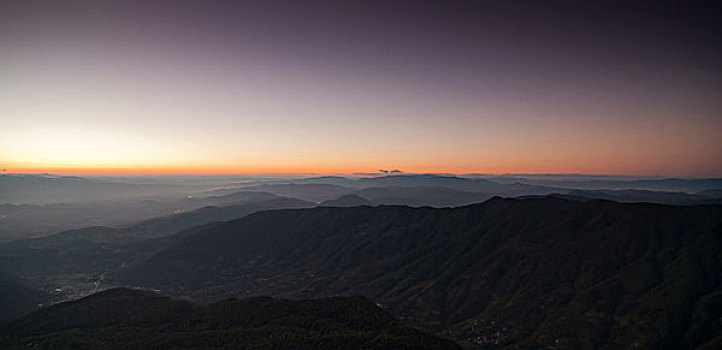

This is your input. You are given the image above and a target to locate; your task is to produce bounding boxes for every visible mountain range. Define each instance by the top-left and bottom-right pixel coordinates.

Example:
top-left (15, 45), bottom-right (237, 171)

top-left (3, 174), bottom-right (722, 348)
top-left (4, 174), bottom-right (719, 242)
top-left (115, 196), bottom-right (722, 349)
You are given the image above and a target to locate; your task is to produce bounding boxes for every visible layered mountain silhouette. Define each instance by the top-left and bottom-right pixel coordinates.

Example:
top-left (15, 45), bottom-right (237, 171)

top-left (488, 176), bottom-right (722, 193)
top-left (220, 175), bottom-right (560, 203)
top-left (350, 186), bottom-right (490, 207)
top-left (6, 195), bottom-right (312, 250)
top-left (0, 174), bottom-right (160, 205)
top-left (0, 287), bottom-right (460, 349)
top-left (6, 174), bottom-right (714, 242)
top-left (231, 183), bottom-right (354, 202)
top-left (320, 194), bottom-right (374, 207)
top-left (117, 196), bottom-right (722, 349)
top-left (319, 187), bottom-right (491, 208)
top-left (697, 189), bottom-right (722, 197)
top-left (0, 196), bottom-right (315, 306)
top-left (567, 189), bottom-right (722, 205)
top-left (0, 189), bottom-right (301, 242)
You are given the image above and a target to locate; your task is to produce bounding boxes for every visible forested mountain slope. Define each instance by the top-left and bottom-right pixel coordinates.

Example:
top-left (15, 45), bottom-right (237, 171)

top-left (118, 197), bottom-right (722, 349)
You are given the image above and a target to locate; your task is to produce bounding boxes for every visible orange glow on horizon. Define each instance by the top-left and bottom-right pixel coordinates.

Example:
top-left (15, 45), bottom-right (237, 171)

top-left (4, 163), bottom-right (716, 177)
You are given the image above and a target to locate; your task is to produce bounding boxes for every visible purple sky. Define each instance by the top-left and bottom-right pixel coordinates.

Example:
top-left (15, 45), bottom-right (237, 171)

top-left (1, 1), bottom-right (720, 175)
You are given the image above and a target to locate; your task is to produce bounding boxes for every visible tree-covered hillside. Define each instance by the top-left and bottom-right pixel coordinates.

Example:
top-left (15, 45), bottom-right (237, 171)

top-left (1, 287), bottom-right (461, 350)
top-left (117, 197), bottom-right (722, 349)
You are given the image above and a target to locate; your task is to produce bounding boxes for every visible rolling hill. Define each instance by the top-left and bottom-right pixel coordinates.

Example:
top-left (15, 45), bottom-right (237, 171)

top-left (0, 287), bottom-right (461, 350)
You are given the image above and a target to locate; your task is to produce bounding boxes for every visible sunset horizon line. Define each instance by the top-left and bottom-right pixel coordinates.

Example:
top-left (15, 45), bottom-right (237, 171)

top-left (2, 167), bottom-right (719, 179)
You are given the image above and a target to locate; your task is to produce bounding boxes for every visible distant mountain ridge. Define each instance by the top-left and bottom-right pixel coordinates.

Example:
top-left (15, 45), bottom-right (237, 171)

top-left (223, 175), bottom-right (559, 206)
top-left (487, 176), bottom-right (722, 192)
top-left (0, 189), bottom-right (297, 242)
top-left (117, 196), bottom-right (722, 349)
top-left (0, 174), bottom-right (189, 205)
top-left (6, 195), bottom-right (313, 249)
top-left (320, 194), bottom-right (373, 207)
top-left (566, 189), bottom-right (722, 205)
top-left (350, 186), bottom-right (490, 207)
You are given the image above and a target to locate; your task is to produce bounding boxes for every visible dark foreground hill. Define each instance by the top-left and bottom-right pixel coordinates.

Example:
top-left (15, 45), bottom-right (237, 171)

top-left (0, 270), bottom-right (49, 322)
top-left (117, 197), bottom-right (722, 349)
top-left (0, 287), bottom-right (460, 350)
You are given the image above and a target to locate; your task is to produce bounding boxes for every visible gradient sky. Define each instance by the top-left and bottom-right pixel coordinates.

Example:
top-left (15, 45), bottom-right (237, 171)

top-left (1, 0), bottom-right (720, 176)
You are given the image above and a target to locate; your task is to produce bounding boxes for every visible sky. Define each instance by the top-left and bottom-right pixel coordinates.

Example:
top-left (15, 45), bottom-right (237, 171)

top-left (1, 0), bottom-right (721, 176)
